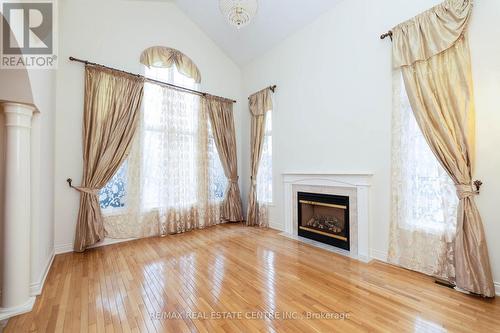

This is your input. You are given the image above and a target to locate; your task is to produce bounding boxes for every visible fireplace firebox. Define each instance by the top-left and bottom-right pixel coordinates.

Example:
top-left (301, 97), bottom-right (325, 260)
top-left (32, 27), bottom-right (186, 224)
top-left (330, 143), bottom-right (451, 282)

top-left (297, 192), bottom-right (350, 251)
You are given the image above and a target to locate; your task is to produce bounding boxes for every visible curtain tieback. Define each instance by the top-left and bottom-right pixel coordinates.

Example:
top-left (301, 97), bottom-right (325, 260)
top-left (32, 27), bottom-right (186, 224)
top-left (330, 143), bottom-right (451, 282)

top-left (250, 176), bottom-right (257, 186)
top-left (456, 184), bottom-right (479, 199)
top-left (229, 177), bottom-right (239, 184)
top-left (72, 185), bottom-right (100, 195)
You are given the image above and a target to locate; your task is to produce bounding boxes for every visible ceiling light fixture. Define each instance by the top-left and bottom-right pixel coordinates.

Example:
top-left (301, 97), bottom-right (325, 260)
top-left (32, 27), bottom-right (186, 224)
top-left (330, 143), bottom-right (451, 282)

top-left (219, 0), bottom-right (258, 29)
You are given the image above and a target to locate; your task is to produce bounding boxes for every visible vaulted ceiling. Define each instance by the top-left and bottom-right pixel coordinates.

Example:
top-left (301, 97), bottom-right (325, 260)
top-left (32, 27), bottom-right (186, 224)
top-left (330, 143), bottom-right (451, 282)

top-left (174, 0), bottom-right (343, 66)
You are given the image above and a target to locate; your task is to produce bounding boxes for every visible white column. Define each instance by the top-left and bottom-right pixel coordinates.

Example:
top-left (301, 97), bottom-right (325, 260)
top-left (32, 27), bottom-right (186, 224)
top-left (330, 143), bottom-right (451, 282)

top-left (0, 102), bottom-right (37, 320)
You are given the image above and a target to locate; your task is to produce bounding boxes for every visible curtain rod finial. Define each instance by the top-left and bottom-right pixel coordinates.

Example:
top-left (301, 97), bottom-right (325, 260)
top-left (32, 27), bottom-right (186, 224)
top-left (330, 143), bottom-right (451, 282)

top-left (380, 31), bottom-right (393, 41)
top-left (474, 180), bottom-right (483, 193)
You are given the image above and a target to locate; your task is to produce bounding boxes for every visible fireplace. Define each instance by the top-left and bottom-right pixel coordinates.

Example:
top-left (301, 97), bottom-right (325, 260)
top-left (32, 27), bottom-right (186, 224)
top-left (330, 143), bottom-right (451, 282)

top-left (297, 192), bottom-right (350, 251)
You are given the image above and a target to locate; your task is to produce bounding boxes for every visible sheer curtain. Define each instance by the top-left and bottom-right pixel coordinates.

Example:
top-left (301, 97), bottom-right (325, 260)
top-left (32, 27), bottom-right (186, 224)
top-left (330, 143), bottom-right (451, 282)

top-left (389, 71), bottom-right (458, 280)
top-left (256, 111), bottom-right (272, 223)
top-left (101, 65), bottom-right (225, 238)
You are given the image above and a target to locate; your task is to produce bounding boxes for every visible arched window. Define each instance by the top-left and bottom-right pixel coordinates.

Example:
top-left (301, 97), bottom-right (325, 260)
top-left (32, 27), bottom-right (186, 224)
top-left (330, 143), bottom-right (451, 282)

top-left (140, 46), bottom-right (201, 84)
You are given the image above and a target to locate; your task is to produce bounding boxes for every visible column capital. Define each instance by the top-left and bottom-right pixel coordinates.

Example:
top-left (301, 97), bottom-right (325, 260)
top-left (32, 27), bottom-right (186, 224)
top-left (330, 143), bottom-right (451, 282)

top-left (0, 101), bottom-right (38, 129)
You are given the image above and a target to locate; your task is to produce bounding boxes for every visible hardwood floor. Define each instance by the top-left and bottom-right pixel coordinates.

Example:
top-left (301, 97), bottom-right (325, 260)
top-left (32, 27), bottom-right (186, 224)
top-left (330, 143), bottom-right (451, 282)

top-left (5, 224), bottom-right (500, 332)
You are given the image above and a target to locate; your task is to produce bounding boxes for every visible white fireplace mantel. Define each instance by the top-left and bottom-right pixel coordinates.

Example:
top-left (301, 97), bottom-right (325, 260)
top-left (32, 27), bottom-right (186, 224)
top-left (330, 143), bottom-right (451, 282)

top-left (282, 172), bottom-right (373, 262)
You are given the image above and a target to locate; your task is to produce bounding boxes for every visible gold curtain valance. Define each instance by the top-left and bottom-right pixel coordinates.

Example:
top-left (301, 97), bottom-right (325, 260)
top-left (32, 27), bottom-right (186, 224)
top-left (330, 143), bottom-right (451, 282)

top-left (392, 0), bottom-right (472, 68)
top-left (249, 88), bottom-right (273, 116)
top-left (140, 46), bottom-right (202, 83)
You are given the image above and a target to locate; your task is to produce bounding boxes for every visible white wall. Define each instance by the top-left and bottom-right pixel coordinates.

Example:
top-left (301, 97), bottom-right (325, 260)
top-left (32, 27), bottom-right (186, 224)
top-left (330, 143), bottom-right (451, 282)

top-left (470, 0), bottom-right (500, 292)
top-left (241, 0), bottom-right (500, 287)
top-left (54, 0), bottom-right (242, 251)
top-left (28, 70), bottom-right (56, 294)
top-left (0, 70), bottom-right (33, 104)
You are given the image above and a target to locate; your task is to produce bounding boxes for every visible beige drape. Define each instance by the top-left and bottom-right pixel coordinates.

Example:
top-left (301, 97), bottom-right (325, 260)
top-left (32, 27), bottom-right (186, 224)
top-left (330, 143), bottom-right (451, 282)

top-left (73, 66), bottom-right (144, 252)
top-left (204, 97), bottom-right (244, 222)
top-left (392, 0), bottom-right (494, 297)
top-left (140, 46), bottom-right (202, 83)
top-left (246, 88), bottom-right (273, 227)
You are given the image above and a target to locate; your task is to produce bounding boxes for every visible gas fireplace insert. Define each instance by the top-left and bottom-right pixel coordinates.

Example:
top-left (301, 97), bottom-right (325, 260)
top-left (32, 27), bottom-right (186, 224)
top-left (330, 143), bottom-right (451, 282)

top-left (297, 192), bottom-right (350, 251)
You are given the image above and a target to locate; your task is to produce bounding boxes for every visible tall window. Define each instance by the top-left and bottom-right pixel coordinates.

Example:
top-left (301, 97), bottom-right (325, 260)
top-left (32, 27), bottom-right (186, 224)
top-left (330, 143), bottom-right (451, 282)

top-left (395, 77), bottom-right (458, 233)
top-left (257, 111), bottom-right (272, 203)
top-left (99, 66), bottom-right (227, 212)
top-left (141, 66), bottom-right (200, 209)
top-left (389, 72), bottom-right (458, 278)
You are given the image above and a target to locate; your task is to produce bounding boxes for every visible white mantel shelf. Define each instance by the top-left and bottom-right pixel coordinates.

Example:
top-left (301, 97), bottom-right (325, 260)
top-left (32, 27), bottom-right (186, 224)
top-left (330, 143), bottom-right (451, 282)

top-left (282, 172), bottom-right (373, 263)
top-left (282, 172), bottom-right (373, 183)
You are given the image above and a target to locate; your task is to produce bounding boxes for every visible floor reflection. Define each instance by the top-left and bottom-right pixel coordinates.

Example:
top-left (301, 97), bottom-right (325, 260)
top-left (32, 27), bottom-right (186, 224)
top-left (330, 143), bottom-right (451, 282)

top-left (210, 253), bottom-right (226, 303)
top-left (263, 249), bottom-right (276, 312)
top-left (178, 253), bottom-right (197, 308)
top-left (143, 260), bottom-right (168, 310)
top-left (414, 316), bottom-right (447, 333)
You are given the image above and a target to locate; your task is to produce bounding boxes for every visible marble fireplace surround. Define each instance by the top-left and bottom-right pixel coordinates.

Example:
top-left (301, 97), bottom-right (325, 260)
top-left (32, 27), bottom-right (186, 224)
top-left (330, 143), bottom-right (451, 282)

top-left (282, 173), bottom-right (372, 263)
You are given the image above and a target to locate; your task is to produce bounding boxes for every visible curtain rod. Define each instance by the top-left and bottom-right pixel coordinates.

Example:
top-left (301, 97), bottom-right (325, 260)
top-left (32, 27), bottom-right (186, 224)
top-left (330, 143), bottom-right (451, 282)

top-left (68, 56), bottom-right (237, 104)
top-left (380, 31), bottom-right (393, 41)
top-left (247, 85), bottom-right (277, 100)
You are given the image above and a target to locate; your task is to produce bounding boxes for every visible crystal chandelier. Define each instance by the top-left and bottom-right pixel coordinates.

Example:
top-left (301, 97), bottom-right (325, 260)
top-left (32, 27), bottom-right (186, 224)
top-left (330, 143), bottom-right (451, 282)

top-left (219, 0), bottom-right (258, 29)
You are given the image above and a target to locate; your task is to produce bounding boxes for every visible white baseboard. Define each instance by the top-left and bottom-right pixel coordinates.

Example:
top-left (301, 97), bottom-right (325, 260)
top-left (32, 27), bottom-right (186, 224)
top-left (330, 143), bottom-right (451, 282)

top-left (88, 237), bottom-right (137, 249)
top-left (55, 237), bottom-right (137, 255)
top-left (55, 242), bottom-right (73, 254)
top-left (30, 249), bottom-right (55, 296)
top-left (495, 282), bottom-right (500, 296)
top-left (268, 220), bottom-right (284, 232)
top-left (0, 250), bottom-right (54, 320)
top-left (0, 297), bottom-right (36, 321)
top-left (370, 248), bottom-right (388, 262)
